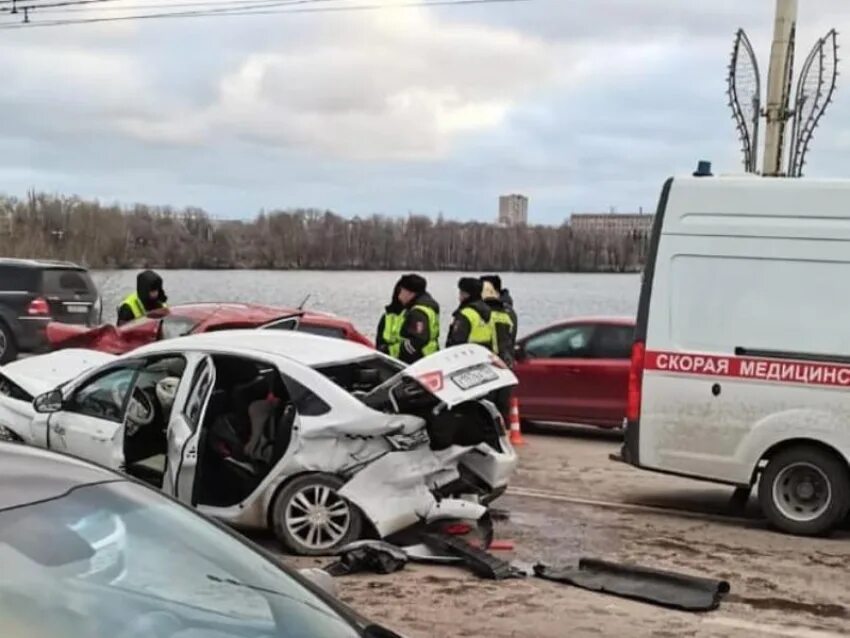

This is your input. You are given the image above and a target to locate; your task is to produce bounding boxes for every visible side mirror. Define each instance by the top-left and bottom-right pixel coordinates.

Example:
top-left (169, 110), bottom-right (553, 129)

top-left (34, 389), bottom-right (63, 414)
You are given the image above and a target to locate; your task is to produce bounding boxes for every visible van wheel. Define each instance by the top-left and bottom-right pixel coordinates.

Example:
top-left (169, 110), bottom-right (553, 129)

top-left (0, 323), bottom-right (17, 365)
top-left (271, 473), bottom-right (362, 556)
top-left (758, 445), bottom-right (850, 536)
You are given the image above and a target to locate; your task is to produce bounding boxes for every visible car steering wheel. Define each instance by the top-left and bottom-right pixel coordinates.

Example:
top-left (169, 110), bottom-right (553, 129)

top-left (111, 381), bottom-right (155, 427)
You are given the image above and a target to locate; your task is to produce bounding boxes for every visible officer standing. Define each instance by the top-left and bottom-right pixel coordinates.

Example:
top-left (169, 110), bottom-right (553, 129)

top-left (117, 270), bottom-right (168, 325)
top-left (481, 274), bottom-right (517, 343)
top-left (396, 274), bottom-right (440, 363)
top-left (376, 279), bottom-right (405, 358)
top-left (446, 277), bottom-right (493, 349)
top-left (481, 280), bottom-right (516, 366)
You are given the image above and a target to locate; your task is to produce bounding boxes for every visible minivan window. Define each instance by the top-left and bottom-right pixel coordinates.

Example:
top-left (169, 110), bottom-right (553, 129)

top-left (41, 269), bottom-right (95, 296)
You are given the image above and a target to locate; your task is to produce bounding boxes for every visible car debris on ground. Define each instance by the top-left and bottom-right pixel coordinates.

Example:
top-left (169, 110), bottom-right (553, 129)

top-left (534, 558), bottom-right (731, 611)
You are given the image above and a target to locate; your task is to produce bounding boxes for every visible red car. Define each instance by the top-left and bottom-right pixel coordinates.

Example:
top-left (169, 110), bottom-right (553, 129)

top-left (513, 316), bottom-right (634, 429)
top-left (45, 302), bottom-right (374, 354)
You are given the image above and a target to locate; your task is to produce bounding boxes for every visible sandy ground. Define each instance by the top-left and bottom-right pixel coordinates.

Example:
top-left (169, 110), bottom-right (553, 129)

top-left (275, 426), bottom-right (850, 638)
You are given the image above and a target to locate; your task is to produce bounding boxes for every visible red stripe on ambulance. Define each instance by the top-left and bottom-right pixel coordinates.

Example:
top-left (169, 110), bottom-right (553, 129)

top-left (646, 351), bottom-right (850, 388)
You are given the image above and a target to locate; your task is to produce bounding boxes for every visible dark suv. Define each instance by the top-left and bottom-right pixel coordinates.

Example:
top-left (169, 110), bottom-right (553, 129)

top-left (0, 259), bottom-right (101, 363)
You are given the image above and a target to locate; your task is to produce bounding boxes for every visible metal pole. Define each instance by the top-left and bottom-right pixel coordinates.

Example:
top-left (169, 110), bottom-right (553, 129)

top-left (763, 0), bottom-right (798, 176)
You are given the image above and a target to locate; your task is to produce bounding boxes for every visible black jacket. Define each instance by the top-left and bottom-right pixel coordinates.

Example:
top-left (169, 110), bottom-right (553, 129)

top-left (447, 299), bottom-right (492, 348)
top-left (483, 297), bottom-right (516, 364)
top-left (500, 288), bottom-right (518, 342)
top-left (117, 270), bottom-right (167, 325)
top-left (399, 292), bottom-right (440, 363)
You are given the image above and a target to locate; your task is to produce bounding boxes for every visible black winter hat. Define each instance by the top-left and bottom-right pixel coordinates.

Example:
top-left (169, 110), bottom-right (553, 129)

top-left (399, 274), bottom-right (427, 295)
top-left (458, 277), bottom-right (483, 298)
top-left (480, 274), bottom-right (502, 292)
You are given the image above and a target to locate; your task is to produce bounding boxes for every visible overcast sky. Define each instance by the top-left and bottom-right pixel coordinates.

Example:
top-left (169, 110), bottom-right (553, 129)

top-left (1, 0), bottom-right (849, 223)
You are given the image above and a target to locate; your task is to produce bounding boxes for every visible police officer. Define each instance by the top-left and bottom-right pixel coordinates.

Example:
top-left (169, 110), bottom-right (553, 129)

top-left (117, 270), bottom-right (168, 325)
top-left (396, 274), bottom-right (440, 363)
top-left (376, 279), bottom-right (405, 358)
top-left (481, 280), bottom-right (516, 366)
top-left (446, 277), bottom-right (493, 349)
top-left (481, 274), bottom-right (517, 344)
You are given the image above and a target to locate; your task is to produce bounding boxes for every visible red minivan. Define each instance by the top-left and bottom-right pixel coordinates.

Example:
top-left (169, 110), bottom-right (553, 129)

top-left (513, 317), bottom-right (634, 429)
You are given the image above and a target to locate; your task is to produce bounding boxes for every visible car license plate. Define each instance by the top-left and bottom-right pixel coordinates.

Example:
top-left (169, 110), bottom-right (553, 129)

top-left (66, 304), bottom-right (89, 314)
top-left (451, 364), bottom-right (499, 390)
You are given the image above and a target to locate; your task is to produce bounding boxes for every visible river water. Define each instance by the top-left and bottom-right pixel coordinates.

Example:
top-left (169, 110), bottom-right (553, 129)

top-left (93, 270), bottom-right (640, 338)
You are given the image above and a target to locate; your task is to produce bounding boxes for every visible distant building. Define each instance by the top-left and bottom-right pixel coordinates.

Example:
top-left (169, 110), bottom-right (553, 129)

top-left (569, 213), bottom-right (654, 237)
top-left (498, 194), bottom-right (528, 226)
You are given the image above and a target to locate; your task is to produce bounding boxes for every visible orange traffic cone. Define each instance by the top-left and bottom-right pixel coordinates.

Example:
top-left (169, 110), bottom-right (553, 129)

top-left (508, 397), bottom-right (526, 446)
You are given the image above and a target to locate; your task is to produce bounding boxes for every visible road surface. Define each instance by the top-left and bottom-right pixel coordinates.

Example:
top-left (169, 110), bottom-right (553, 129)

top-left (277, 426), bottom-right (850, 638)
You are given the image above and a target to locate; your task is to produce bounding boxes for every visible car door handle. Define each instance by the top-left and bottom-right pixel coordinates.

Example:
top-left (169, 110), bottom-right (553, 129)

top-left (52, 424), bottom-right (66, 435)
top-left (563, 367), bottom-right (583, 374)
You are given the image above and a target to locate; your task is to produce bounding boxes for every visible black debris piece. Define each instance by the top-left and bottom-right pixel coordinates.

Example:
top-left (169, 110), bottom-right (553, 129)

top-left (421, 533), bottom-right (525, 580)
top-left (325, 541), bottom-right (408, 577)
top-left (534, 558), bottom-right (730, 612)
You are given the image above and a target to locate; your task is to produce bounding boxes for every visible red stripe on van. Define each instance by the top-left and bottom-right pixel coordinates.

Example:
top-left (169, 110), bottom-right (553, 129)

top-left (645, 350), bottom-right (850, 388)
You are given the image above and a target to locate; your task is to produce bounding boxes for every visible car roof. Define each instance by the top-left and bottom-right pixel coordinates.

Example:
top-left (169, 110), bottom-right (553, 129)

top-left (0, 257), bottom-right (85, 270)
top-left (130, 329), bottom-right (380, 367)
top-left (168, 302), bottom-right (300, 323)
top-left (0, 443), bottom-right (118, 511)
top-left (551, 315), bottom-right (634, 327)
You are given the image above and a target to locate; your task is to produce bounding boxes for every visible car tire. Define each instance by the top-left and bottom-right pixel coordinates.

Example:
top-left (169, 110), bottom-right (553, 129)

top-left (0, 322), bottom-right (17, 365)
top-left (271, 473), bottom-right (363, 556)
top-left (758, 445), bottom-right (850, 536)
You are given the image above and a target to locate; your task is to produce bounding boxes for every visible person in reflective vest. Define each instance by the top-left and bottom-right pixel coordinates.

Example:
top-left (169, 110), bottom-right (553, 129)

top-left (396, 274), bottom-right (440, 363)
top-left (376, 279), bottom-right (405, 358)
top-left (481, 274), bottom-right (517, 345)
top-left (481, 280), bottom-right (516, 366)
top-left (117, 270), bottom-right (168, 325)
top-left (446, 277), bottom-right (494, 350)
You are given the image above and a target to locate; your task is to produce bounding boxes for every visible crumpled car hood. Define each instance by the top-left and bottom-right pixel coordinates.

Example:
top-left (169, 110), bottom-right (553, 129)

top-left (1, 349), bottom-right (116, 397)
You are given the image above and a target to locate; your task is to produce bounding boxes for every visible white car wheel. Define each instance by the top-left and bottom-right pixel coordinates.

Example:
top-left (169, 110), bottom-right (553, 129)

top-left (272, 474), bottom-right (362, 556)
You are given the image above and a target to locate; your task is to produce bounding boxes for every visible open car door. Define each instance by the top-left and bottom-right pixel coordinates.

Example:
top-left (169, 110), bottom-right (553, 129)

top-left (163, 354), bottom-right (215, 504)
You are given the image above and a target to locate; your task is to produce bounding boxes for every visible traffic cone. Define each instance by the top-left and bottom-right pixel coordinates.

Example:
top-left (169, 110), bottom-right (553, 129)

top-left (508, 397), bottom-right (525, 446)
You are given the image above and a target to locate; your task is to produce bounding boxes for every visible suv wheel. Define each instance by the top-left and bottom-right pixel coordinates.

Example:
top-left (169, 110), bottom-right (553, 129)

top-left (271, 473), bottom-right (363, 555)
top-left (0, 323), bottom-right (17, 365)
top-left (758, 445), bottom-right (850, 536)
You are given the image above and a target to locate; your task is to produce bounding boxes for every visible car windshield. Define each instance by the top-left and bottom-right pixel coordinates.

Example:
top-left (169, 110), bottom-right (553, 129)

top-left (0, 480), bottom-right (363, 638)
top-left (159, 314), bottom-right (199, 340)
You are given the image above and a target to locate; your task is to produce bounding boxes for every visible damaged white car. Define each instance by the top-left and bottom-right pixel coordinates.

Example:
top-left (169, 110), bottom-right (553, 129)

top-left (4, 330), bottom-right (517, 555)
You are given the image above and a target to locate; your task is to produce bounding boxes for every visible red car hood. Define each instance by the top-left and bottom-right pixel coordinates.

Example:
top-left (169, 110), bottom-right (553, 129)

top-left (46, 321), bottom-right (159, 355)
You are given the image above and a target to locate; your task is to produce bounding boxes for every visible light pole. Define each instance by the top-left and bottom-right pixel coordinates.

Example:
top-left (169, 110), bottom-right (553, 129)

top-left (762, 0), bottom-right (798, 176)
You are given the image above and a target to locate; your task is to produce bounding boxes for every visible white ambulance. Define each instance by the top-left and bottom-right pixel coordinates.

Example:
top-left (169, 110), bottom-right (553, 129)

top-left (622, 172), bottom-right (850, 536)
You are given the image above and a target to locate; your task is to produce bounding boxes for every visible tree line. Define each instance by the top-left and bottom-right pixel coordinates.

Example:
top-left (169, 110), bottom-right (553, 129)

top-left (0, 191), bottom-right (650, 272)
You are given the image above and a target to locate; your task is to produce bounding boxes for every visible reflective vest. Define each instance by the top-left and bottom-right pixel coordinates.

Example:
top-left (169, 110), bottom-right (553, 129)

top-left (119, 292), bottom-right (146, 320)
top-left (459, 306), bottom-right (494, 351)
top-left (119, 293), bottom-right (166, 320)
top-left (413, 303), bottom-right (440, 356)
top-left (490, 308), bottom-right (515, 362)
top-left (381, 311), bottom-right (405, 359)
